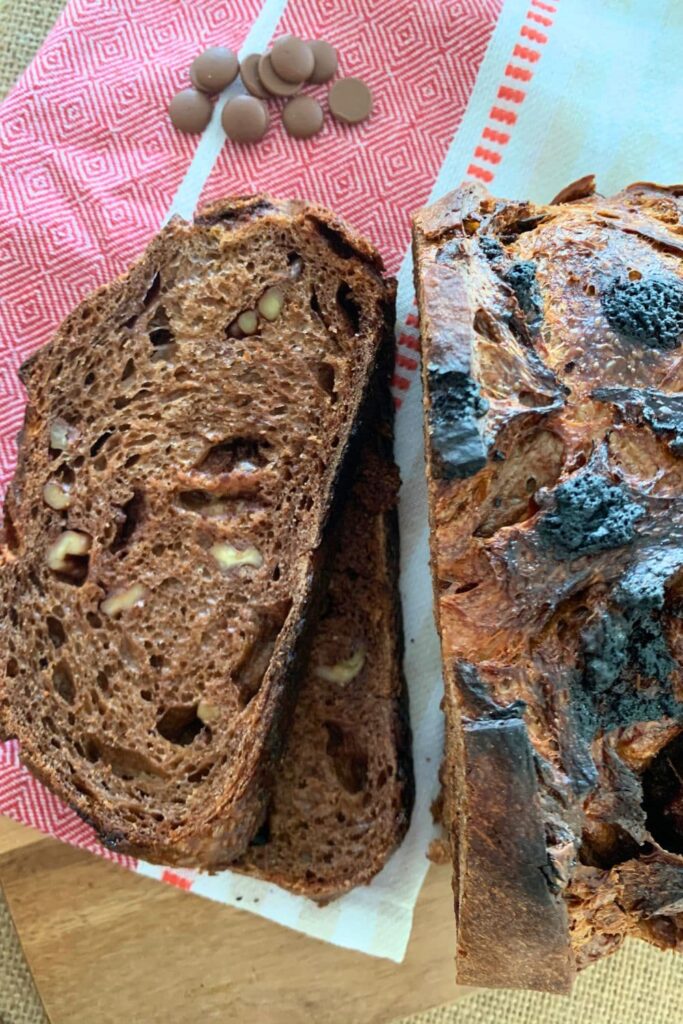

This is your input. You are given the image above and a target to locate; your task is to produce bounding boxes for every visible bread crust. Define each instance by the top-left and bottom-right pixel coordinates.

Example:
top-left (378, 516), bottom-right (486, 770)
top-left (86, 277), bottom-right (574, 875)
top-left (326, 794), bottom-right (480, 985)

top-left (414, 179), bottom-right (683, 991)
top-left (1, 195), bottom-right (396, 869)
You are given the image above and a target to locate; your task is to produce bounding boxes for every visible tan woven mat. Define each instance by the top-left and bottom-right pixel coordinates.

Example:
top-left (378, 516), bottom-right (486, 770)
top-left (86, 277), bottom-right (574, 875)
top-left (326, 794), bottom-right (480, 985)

top-left (1, 3), bottom-right (683, 1023)
top-left (0, 885), bottom-right (48, 1024)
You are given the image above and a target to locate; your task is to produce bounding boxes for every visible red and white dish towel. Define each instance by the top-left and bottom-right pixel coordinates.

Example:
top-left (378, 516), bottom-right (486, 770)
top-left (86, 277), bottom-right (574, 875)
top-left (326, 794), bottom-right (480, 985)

top-left (1, 0), bottom-right (679, 961)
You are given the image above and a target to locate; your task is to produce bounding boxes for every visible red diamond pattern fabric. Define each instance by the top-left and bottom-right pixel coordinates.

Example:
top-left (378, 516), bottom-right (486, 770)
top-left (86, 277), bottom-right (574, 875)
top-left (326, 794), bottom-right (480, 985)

top-left (201, 0), bottom-right (504, 276)
top-left (0, 0), bottom-right (502, 881)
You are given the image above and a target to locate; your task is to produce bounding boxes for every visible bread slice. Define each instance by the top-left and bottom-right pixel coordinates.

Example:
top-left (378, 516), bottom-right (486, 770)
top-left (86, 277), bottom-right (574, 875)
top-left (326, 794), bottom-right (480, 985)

top-left (413, 179), bottom-right (683, 992)
top-left (235, 394), bottom-right (413, 900)
top-left (0, 195), bottom-right (396, 868)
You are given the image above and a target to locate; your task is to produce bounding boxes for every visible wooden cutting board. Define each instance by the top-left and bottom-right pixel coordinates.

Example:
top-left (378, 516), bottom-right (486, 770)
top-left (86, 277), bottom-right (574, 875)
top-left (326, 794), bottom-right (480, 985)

top-left (0, 815), bottom-right (467, 1024)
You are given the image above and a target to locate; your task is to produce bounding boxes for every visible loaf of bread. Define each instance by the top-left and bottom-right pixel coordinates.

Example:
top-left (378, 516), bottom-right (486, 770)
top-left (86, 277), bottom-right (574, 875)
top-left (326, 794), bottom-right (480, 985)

top-left (236, 397), bottom-right (413, 900)
top-left (413, 178), bottom-right (683, 991)
top-left (0, 195), bottom-right (396, 869)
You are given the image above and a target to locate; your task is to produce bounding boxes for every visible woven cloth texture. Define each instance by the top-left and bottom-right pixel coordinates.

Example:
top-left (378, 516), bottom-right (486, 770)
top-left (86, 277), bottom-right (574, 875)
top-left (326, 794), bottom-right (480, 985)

top-left (1, 3), bottom-right (683, 1024)
top-left (398, 939), bottom-right (683, 1023)
top-left (0, 886), bottom-right (48, 1024)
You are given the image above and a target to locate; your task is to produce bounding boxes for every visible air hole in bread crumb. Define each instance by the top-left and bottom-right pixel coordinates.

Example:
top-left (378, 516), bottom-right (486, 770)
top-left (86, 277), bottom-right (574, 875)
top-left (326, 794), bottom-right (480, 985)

top-left (46, 616), bottom-right (66, 648)
top-left (452, 580), bottom-right (480, 595)
top-left (199, 437), bottom-right (270, 475)
top-left (84, 371), bottom-right (95, 387)
top-left (324, 722), bottom-right (368, 795)
top-left (310, 288), bottom-right (324, 320)
top-left (188, 764), bottom-right (212, 784)
top-left (336, 282), bottom-right (361, 335)
top-left (148, 306), bottom-right (174, 350)
top-left (3, 507), bottom-right (20, 552)
top-left (56, 464), bottom-right (76, 486)
top-left (52, 662), bottom-right (75, 704)
top-left (315, 362), bottom-right (336, 399)
top-left (111, 489), bottom-right (145, 552)
top-left (121, 358), bottom-right (136, 382)
top-left (6, 658), bottom-right (18, 678)
top-left (87, 612), bottom-right (102, 629)
top-left (150, 654), bottom-right (164, 669)
top-left (156, 704), bottom-right (204, 746)
top-left (313, 219), bottom-right (356, 260)
top-left (143, 272), bottom-right (161, 307)
top-left (85, 739), bottom-right (100, 763)
top-left (96, 671), bottom-right (109, 693)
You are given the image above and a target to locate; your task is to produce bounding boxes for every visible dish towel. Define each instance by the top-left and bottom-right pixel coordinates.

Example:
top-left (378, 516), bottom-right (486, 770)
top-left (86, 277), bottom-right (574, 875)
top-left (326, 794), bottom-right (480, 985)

top-left (1, 0), bottom-right (682, 964)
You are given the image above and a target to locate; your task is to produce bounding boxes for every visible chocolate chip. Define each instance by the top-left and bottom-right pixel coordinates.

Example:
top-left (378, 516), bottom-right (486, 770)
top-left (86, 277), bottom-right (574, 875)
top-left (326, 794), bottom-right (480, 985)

top-left (221, 96), bottom-right (269, 143)
top-left (328, 78), bottom-right (373, 125)
top-left (270, 36), bottom-right (314, 84)
top-left (282, 96), bottom-right (324, 139)
top-left (168, 89), bottom-right (213, 134)
top-left (308, 40), bottom-right (338, 84)
top-left (258, 53), bottom-right (302, 97)
top-left (240, 54), bottom-right (269, 99)
top-left (189, 47), bottom-right (239, 93)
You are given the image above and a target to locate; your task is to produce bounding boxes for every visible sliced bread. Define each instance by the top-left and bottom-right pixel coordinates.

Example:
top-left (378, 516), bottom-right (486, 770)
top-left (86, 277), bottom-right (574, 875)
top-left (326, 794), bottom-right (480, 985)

top-left (236, 394), bottom-right (413, 900)
top-left (0, 195), bottom-right (396, 868)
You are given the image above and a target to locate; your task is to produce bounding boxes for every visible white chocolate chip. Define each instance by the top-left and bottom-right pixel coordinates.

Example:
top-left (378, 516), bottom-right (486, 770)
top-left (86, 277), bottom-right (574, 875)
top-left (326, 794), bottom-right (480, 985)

top-left (197, 700), bottom-right (220, 725)
top-left (258, 287), bottom-right (284, 322)
top-left (43, 481), bottom-right (71, 510)
top-left (46, 530), bottom-right (92, 572)
top-left (237, 310), bottom-right (258, 335)
top-left (210, 542), bottom-right (263, 570)
top-left (315, 647), bottom-right (366, 685)
top-left (100, 582), bottom-right (147, 618)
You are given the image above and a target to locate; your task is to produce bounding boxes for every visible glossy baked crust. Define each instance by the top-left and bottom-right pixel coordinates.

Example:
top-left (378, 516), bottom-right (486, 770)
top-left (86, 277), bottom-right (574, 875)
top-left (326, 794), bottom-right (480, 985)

top-left (413, 178), bottom-right (683, 991)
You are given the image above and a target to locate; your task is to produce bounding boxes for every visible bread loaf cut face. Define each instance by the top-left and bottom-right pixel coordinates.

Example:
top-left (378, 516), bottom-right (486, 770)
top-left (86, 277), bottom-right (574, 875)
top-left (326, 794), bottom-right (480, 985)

top-left (413, 179), bottom-right (683, 992)
top-left (235, 401), bottom-right (413, 901)
top-left (0, 195), bottom-right (396, 869)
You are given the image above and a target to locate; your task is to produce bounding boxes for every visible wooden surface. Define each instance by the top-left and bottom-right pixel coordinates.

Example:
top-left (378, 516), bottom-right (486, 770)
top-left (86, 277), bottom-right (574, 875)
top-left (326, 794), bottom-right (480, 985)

top-left (0, 815), bottom-right (465, 1024)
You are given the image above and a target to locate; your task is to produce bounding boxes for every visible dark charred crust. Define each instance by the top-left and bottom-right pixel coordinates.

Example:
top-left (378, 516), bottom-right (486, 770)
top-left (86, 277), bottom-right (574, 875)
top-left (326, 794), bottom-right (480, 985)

top-left (503, 260), bottom-right (543, 331)
top-left (479, 236), bottom-right (505, 262)
top-left (426, 367), bottom-right (489, 479)
top-left (593, 386), bottom-right (683, 455)
top-left (601, 276), bottom-right (683, 351)
top-left (537, 471), bottom-right (644, 560)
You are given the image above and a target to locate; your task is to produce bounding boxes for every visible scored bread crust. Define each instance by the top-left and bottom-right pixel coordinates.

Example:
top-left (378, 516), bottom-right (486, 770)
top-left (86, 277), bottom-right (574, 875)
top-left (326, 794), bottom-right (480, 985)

top-left (0, 194), bottom-right (396, 869)
top-left (234, 368), bottom-right (413, 901)
top-left (413, 178), bottom-right (683, 992)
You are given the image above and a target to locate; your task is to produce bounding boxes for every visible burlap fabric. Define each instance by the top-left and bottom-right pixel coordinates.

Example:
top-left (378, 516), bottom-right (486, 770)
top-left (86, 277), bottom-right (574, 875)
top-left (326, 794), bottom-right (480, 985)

top-left (0, 885), bottom-right (48, 1024)
top-left (1, 3), bottom-right (683, 1022)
